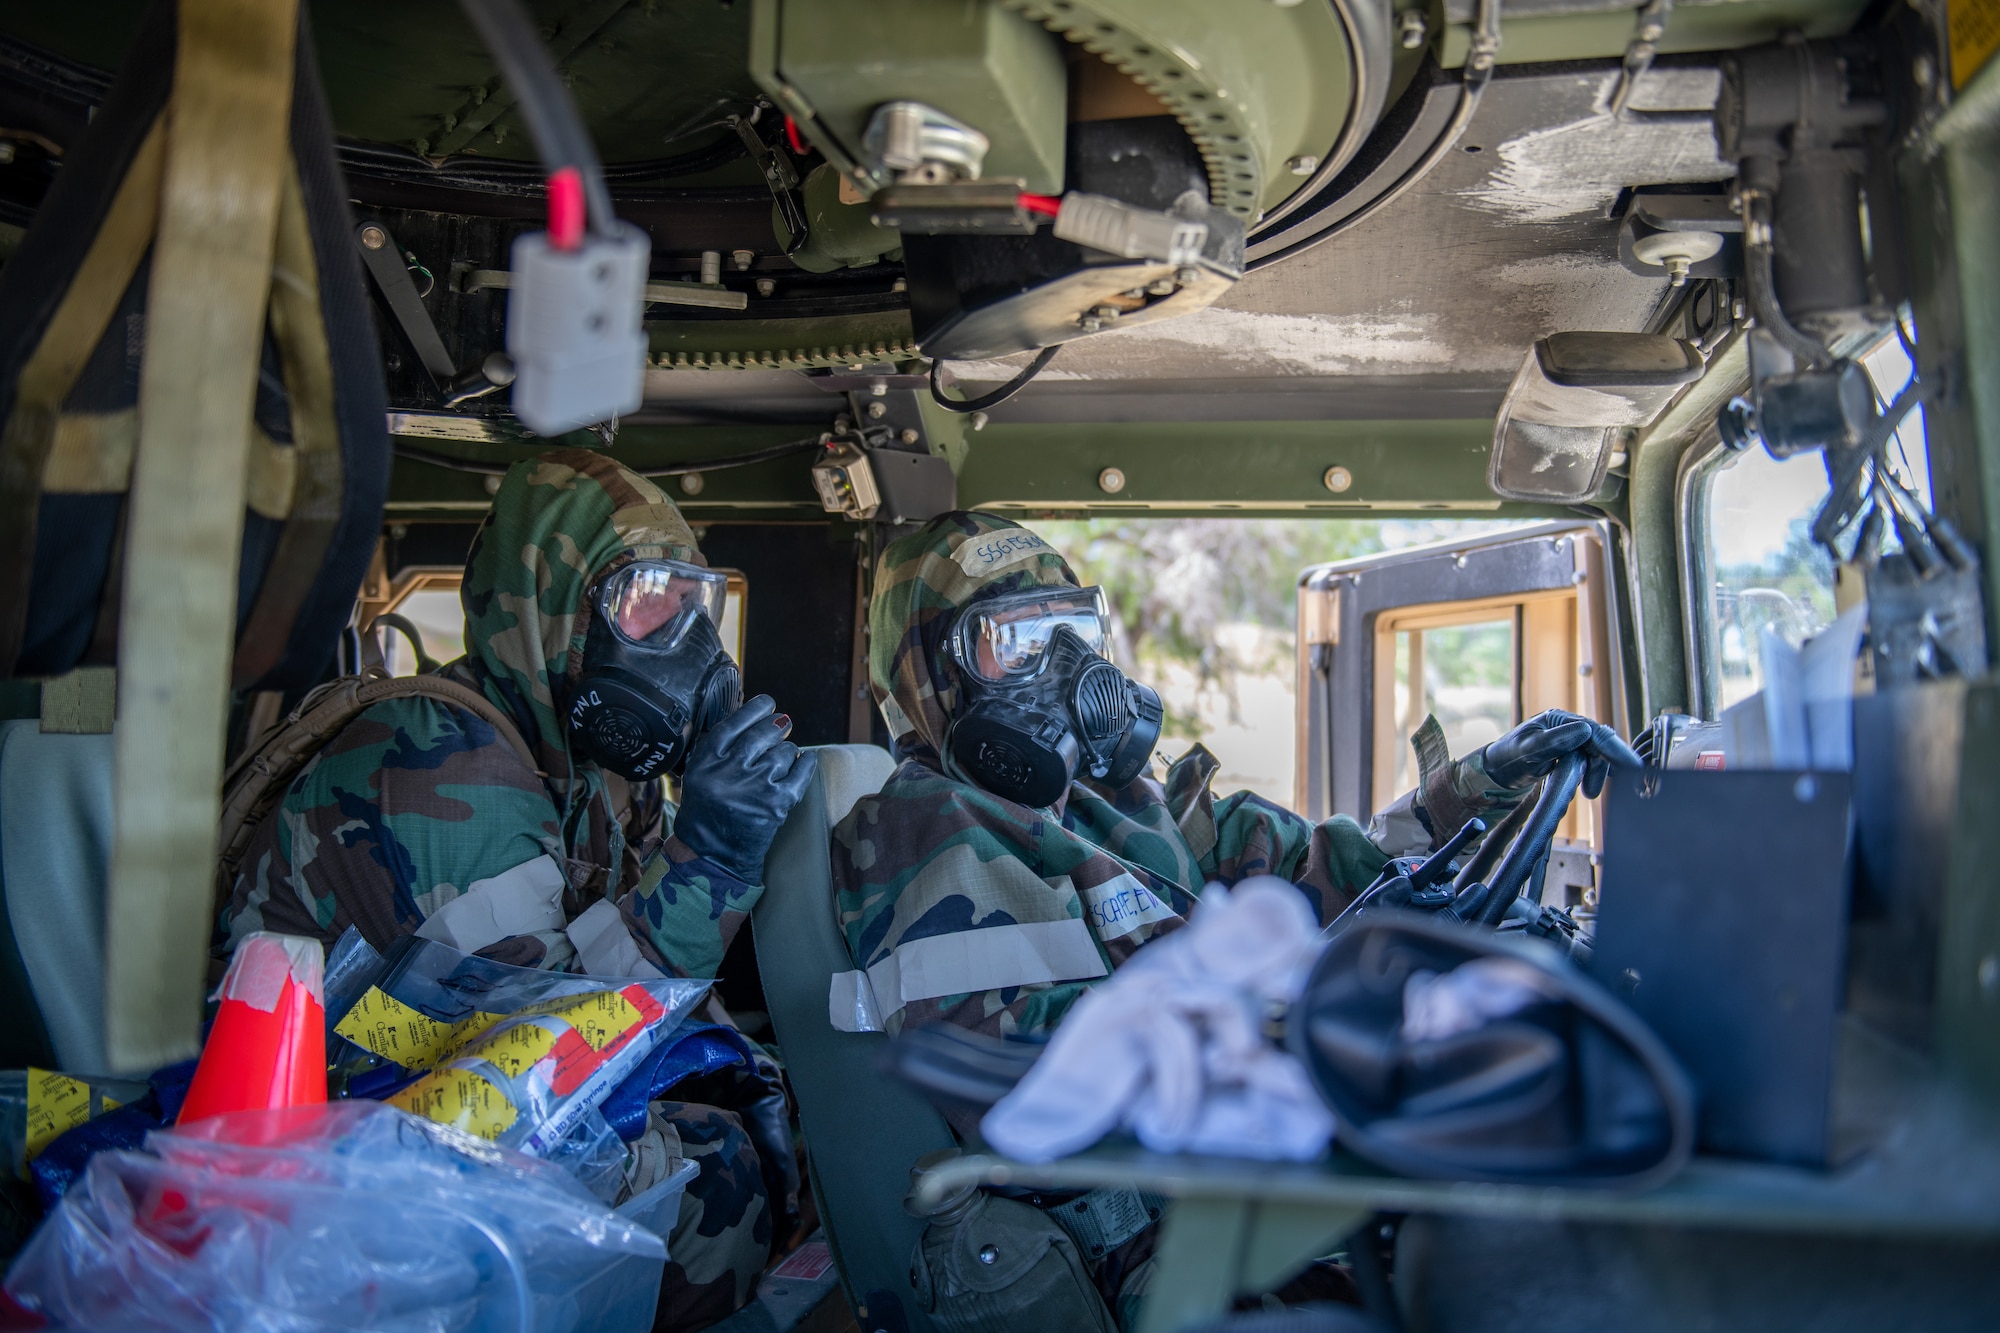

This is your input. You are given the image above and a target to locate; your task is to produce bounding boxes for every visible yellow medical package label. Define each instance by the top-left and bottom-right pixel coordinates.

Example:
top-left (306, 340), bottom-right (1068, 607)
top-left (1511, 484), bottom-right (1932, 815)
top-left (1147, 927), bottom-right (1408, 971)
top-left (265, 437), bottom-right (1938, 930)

top-left (389, 1067), bottom-right (519, 1140)
top-left (26, 1069), bottom-right (90, 1160)
top-left (460, 1020), bottom-right (561, 1079)
top-left (536, 989), bottom-right (644, 1052)
top-left (1952, 0), bottom-right (2000, 88)
top-left (335, 987), bottom-right (498, 1068)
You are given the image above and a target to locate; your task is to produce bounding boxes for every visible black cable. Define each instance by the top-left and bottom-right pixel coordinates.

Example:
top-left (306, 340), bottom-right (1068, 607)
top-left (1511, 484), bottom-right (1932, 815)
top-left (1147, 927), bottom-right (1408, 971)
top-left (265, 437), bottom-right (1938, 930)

top-left (929, 344), bottom-right (1062, 415)
top-left (393, 435), bottom-right (826, 478)
top-left (1809, 375), bottom-right (1925, 547)
top-left (639, 436), bottom-right (827, 476)
top-left (337, 135), bottom-right (748, 194)
top-left (1742, 194), bottom-right (1829, 369)
top-left (456, 0), bottom-right (616, 233)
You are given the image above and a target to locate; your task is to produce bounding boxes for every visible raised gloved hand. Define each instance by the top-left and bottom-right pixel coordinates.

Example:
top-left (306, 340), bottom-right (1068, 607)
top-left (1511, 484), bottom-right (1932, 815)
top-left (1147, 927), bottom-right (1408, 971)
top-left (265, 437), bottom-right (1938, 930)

top-left (671, 694), bottom-right (817, 883)
top-left (1479, 708), bottom-right (1642, 800)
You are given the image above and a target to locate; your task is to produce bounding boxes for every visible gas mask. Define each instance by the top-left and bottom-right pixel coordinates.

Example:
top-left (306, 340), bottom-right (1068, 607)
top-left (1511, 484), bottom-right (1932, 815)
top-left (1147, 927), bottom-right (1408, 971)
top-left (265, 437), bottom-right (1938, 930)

top-left (566, 560), bottom-right (742, 781)
top-left (943, 585), bottom-right (1164, 808)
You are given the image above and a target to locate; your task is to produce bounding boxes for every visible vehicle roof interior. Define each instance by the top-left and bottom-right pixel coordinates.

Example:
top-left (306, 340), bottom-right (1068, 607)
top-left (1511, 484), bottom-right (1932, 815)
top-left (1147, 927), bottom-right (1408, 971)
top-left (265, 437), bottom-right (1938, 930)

top-left (0, 0), bottom-right (1878, 524)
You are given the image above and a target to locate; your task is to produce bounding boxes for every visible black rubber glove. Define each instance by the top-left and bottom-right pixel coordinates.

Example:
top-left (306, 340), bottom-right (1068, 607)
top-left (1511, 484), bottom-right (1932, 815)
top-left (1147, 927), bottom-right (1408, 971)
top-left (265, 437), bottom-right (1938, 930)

top-left (1479, 708), bottom-right (1643, 800)
top-left (671, 694), bottom-right (818, 883)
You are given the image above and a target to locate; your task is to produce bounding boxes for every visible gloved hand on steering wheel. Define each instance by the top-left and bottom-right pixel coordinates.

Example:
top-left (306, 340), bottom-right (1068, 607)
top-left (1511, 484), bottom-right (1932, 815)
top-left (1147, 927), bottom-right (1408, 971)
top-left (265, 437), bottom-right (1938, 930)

top-left (1413, 708), bottom-right (1642, 848)
top-left (1480, 708), bottom-right (1643, 800)
top-left (671, 694), bottom-right (818, 884)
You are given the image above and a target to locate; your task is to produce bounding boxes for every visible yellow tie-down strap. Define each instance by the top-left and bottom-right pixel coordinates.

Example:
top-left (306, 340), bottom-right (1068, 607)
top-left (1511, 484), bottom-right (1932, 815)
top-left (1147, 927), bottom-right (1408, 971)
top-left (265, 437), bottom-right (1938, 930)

top-left (103, 0), bottom-right (301, 1073)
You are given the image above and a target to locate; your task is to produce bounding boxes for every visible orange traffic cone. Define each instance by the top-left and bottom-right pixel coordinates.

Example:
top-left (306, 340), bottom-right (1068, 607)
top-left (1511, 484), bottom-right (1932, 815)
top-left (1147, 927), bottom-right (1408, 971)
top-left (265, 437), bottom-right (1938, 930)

top-left (177, 932), bottom-right (326, 1125)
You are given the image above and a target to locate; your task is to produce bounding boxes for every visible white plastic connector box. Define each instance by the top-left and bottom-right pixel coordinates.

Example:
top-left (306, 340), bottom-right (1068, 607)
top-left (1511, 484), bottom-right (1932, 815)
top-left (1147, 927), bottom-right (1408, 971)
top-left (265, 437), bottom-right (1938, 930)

top-left (505, 221), bottom-right (650, 435)
top-left (1053, 192), bottom-right (1208, 267)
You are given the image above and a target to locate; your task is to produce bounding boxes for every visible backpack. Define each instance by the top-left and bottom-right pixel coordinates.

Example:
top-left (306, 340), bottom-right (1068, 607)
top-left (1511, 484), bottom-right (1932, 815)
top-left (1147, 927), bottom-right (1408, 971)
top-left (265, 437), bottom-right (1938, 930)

top-left (215, 657), bottom-right (535, 908)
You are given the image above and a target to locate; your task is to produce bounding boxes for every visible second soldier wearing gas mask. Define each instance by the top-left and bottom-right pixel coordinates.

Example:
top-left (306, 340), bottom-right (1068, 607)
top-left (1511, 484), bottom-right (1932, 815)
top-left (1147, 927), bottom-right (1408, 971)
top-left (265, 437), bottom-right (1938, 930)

top-left (831, 512), bottom-right (1631, 1057)
top-left (829, 512), bottom-right (1373, 1057)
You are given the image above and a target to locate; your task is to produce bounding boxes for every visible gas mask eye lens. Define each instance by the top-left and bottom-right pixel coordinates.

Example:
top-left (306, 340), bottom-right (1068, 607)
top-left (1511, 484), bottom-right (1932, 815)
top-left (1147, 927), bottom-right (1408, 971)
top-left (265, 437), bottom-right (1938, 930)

top-left (944, 584), bottom-right (1158, 805)
top-left (960, 589), bottom-right (1111, 683)
top-left (602, 560), bottom-right (729, 649)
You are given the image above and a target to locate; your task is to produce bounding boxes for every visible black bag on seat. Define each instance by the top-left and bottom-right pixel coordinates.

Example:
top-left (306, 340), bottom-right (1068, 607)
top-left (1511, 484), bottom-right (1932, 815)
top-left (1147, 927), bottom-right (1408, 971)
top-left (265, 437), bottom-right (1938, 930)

top-left (0, 0), bottom-right (389, 691)
top-left (1287, 913), bottom-right (1694, 1187)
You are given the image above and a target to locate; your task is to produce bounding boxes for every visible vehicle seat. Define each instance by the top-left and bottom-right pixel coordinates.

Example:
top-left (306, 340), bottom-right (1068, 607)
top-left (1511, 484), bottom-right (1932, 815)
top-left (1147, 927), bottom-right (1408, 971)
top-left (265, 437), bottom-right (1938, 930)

top-left (754, 743), bottom-right (957, 1333)
top-left (0, 719), bottom-right (111, 1072)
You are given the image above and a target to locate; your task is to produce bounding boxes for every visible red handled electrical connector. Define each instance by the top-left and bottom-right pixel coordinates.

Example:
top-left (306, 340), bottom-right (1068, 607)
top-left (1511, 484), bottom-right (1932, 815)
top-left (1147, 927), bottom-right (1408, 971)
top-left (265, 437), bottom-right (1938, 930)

top-left (547, 166), bottom-right (586, 251)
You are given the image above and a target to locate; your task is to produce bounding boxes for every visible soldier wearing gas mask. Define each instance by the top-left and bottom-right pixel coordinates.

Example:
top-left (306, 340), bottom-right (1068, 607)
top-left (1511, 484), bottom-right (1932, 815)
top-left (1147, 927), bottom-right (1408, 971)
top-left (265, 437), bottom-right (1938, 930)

top-left (218, 449), bottom-right (811, 1328)
top-left (832, 512), bottom-right (1633, 1051)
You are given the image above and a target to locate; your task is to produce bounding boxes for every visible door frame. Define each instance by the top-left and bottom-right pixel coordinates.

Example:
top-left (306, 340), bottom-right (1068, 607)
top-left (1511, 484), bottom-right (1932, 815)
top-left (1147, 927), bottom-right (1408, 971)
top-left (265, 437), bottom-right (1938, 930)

top-left (1295, 520), bottom-right (1626, 826)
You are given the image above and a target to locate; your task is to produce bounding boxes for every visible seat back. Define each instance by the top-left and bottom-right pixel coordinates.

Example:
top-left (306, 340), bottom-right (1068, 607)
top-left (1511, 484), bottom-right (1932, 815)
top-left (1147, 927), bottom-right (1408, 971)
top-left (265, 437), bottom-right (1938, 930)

top-left (754, 744), bottom-right (955, 1333)
top-left (0, 719), bottom-right (111, 1072)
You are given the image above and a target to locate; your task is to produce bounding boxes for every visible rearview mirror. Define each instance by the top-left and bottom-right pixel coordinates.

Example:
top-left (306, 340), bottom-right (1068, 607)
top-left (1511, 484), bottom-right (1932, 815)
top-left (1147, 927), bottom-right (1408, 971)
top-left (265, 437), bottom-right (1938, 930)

top-left (1489, 333), bottom-right (1703, 502)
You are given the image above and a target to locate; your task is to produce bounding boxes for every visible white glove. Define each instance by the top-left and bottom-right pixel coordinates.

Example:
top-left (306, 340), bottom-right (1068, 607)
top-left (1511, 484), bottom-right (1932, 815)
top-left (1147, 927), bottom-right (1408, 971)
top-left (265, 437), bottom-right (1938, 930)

top-left (981, 878), bottom-right (1334, 1164)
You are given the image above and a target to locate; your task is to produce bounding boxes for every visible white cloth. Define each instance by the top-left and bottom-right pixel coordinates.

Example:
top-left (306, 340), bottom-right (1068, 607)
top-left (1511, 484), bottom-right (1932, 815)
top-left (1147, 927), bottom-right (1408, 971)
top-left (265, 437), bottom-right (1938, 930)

top-left (1400, 957), bottom-right (1553, 1042)
top-left (980, 877), bottom-right (1335, 1164)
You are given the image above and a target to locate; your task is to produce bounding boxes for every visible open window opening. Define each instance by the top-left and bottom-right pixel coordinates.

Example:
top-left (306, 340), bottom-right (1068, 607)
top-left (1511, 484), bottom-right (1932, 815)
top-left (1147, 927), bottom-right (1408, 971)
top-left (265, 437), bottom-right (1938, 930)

top-left (1372, 589), bottom-right (1600, 850)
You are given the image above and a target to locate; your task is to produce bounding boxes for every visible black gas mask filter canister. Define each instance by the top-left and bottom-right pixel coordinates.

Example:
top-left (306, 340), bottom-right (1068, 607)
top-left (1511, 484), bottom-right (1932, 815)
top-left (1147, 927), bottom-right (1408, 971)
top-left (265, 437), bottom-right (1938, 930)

top-left (566, 598), bottom-right (743, 782)
top-left (946, 623), bottom-right (1164, 808)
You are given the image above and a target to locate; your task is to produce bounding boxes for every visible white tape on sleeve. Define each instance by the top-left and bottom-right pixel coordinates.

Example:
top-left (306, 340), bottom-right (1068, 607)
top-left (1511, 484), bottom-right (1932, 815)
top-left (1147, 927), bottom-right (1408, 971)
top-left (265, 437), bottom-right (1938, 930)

top-left (565, 898), bottom-right (666, 979)
top-left (863, 918), bottom-right (1107, 1024)
top-left (415, 853), bottom-right (568, 955)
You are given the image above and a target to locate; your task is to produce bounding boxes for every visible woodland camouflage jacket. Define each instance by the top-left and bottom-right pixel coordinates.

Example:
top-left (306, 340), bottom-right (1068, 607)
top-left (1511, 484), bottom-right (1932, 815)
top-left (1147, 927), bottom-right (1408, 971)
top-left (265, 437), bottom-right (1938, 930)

top-left (829, 512), bottom-right (1394, 1041)
top-left (218, 449), bottom-right (757, 980)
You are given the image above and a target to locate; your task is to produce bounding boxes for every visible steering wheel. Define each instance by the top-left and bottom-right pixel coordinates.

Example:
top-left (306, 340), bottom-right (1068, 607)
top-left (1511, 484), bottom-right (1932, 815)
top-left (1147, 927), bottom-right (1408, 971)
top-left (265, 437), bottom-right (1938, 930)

top-left (1327, 750), bottom-right (1590, 939)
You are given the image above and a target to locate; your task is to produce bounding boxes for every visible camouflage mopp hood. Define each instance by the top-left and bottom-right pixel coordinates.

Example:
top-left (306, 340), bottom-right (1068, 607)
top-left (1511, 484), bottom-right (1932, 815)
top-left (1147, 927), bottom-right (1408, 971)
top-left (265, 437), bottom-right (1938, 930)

top-left (459, 448), bottom-right (702, 791)
top-left (867, 512), bottom-right (1079, 765)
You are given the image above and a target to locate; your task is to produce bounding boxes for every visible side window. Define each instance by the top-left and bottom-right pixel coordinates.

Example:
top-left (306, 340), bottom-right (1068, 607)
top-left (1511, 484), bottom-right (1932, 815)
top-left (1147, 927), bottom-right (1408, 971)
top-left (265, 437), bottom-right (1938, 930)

top-left (382, 582), bottom-right (468, 676)
top-left (1697, 446), bottom-right (1838, 715)
top-left (1296, 524), bottom-right (1620, 854)
top-left (1691, 334), bottom-right (1929, 717)
top-left (1371, 590), bottom-right (1593, 843)
top-left (1374, 607), bottom-right (1516, 810)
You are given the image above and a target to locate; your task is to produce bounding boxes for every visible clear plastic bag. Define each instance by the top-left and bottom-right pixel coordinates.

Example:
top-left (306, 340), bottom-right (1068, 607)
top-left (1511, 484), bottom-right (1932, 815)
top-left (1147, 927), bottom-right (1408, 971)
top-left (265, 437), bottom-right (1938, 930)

top-left (5, 1101), bottom-right (670, 1333)
top-left (325, 935), bottom-right (709, 1157)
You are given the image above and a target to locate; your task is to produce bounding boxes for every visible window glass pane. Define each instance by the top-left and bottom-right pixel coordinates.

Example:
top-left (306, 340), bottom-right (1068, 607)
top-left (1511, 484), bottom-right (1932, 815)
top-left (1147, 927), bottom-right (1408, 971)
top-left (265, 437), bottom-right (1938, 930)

top-left (384, 588), bottom-right (466, 676)
top-left (1427, 620), bottom-right (1516, 768)
top-left (1385, 618), bottom-right (1516, 796)
top-left (1705, 449), bottom-right (1836, 713)
top-left (717, 583), bottom-right (745, 668)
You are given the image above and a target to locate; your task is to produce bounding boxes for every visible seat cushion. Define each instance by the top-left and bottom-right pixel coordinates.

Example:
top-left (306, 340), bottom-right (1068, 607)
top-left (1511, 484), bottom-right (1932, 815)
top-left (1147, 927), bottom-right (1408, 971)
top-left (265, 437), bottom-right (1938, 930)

top-left (0, 720), bottom-right (112, 1072)
top-left (754, 743), bottom-right (954, 1330)
top-left (813, 744), bottom-right (897, 826)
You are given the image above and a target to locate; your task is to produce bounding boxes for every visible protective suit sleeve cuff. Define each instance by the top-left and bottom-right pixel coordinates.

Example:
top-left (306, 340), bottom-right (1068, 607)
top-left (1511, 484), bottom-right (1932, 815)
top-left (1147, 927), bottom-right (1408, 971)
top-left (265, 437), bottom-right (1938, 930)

top-left (1451, 748), bottom-right (1538, 806)
top-left (658, 833), bottom-right (763, 890)
top-left (1412, 715), bottom-right (1480, 846)
top-left (1365, 790), bottom-right (1433, 859)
